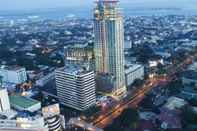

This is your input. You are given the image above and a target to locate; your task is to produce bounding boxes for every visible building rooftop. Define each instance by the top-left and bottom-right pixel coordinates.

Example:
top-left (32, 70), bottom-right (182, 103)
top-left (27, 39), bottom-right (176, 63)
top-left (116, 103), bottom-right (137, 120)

top-left (159, 107), bottom-right (182, 129)
top-left (183, 86), bottom-right (197, 93)
top-left (64, 43), bottom-right (90, 49)
top-left (164, 97), bottom-right (187, 110)
top-left (125, 63), bottom-right (143, 74)
top-left (183, 70), bottom-right (197, 80)
top-left (56, 64), bottom-right (92, 76)
top-left (188, 62), bottom-right (197, 71)
top-left (9, 95), bottom-right (39, 109)
top-left (0, 65), bottom-right (25, 71)
top-left (0, 109), bottom-right (17, 119)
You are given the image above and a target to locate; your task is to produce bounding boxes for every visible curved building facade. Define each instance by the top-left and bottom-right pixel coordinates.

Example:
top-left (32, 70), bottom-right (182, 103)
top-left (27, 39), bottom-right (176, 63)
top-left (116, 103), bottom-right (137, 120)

top-left (94, 0), bottom-right (126, 95)
top-left (45, 115), bottom-right (62, 131)
top-left (55, 65), bottom-right (96, 111)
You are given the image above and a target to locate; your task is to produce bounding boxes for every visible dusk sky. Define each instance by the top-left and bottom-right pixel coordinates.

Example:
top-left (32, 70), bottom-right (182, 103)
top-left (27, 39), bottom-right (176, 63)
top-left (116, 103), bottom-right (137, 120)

top-left (0, 0), bottom-right (197, 10)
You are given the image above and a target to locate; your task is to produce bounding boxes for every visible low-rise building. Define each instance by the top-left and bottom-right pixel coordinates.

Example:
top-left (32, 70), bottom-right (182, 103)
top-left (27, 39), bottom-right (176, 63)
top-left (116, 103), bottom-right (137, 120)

top-left (96, 73), bottom-right (116, 93)
top-left (164, 97), bottom-right (187, 110)
top-left (125, 64), bottom-right (144, 87)
top-left (9, 95), bottom-right (41, 112)
top-left (0, 66), bottom-right (27, 84)
top-left (182, 70), bottom-right (197, 86)
top-left (158, 97), bottom-right (187, 130)
top-left (42, 104), bottom-right (65, 131)
top-left (0, 115), bottom-right (48, 131)
top-left (188, 62), bottom-right (197, 71)
top-left (64, 44), bottom-right (94, 65)
top-left (181, 86), bottom-right (197, 100)
top-left (36, 72), bottom-right (55, 87)
top-left (0, 91), bottom-right (47, 130)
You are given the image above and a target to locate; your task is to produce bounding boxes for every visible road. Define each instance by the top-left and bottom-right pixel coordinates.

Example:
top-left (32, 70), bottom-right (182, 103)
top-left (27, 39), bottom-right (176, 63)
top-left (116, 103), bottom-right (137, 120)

top-left (92, 53), bottom-right (197, 129)
top-left (94, 77), bottom-right (165, 128)
top-left (68, 118), bottom-right (103, 131)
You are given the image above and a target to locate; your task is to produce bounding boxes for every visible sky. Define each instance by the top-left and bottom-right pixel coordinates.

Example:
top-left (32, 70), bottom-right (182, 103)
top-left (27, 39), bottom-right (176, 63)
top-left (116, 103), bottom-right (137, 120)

top-left (0, 0), bottom-right (197, 11)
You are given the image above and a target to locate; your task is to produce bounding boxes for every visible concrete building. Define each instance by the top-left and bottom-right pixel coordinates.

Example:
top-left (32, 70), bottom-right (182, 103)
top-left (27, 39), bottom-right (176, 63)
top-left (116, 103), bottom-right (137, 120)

top-left (182, 70), bottom-right (197, 86)
top-left (0, 94), bottom-right (47, 131)
top-left (36, 72), bottom-right (55, 87)
top-left (55, 65), bottom-right (96, 111)
top-left (0, 88), bottom-right (10, 112)
top-left (42, 104), bottom-right (65, 131)
top-left (94, 0), bottom-right (126, 95)
top-left (164, 97), bottom-right (187, 110)
top-left (45, 115), bottom-right (63, 131)
top-left (96, 73), bottom-right (116, 93)
top-left (188, 62), bottom-right (197, 71)
top-left (0, 115), bottom-right (48, 131)
top-left (64, 44), bottom-right (94, 64)
top-left (64, 44), bottom-right (95, 71)
top-left (181, 86), bottom-right (197, 100)
top-left (0, 66), bottom-right (27, 84)
top-left (125, 64), bottom-right (144, 87)
top-left (9, 95), bottom-right (41, 112)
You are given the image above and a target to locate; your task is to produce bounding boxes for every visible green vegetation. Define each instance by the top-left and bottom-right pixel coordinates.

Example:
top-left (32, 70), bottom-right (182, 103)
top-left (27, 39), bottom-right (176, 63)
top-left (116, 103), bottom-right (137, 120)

top-left (130, 79), bottom-right (144, 89)
top-left (189, 99), bottom-right (197, 107)
top-left (167, 79), bottom-right (183, 95)
top-left (83, 105), bottom-right (101, 118)
top-left (157, 68), bottom-right (167, 75)
top-left (182, 106), bottom-right (197, 130)
top-left (105, 108), bottom-right (139, 131)
top-left (136, 45), bottom-right (155, 64)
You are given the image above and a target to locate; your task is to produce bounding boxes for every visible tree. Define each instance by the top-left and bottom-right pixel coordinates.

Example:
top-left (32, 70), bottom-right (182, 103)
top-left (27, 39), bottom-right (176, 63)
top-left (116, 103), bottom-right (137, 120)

top-left (136, 45), bottom-right (155, 64)
top-left (105, 108), bottom-right (139, 131)
top-left (139, 94), bottom-right (154, 109)
top-left (129, 79), bottom-right (144, 90)
top-left (188, 98), bottom-right (197, 107)
top-left (167, 80), bottom-right (183, 95)
top-left (182, 106), bottom-right (197, 127)
top-left (118, 108), bottom-right (139, 129)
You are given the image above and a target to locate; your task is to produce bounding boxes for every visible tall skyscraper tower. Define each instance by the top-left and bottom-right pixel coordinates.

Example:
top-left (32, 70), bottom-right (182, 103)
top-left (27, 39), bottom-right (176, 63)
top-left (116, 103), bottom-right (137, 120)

top-left (94, 0), bottom-right (126, 95)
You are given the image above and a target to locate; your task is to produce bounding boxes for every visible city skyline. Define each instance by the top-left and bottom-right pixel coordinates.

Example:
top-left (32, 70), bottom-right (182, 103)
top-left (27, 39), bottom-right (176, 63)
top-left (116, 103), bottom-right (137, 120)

top-left (0, 0), bottom-right (197, 11)
top-left (0, 0), bottom-right (197, 130)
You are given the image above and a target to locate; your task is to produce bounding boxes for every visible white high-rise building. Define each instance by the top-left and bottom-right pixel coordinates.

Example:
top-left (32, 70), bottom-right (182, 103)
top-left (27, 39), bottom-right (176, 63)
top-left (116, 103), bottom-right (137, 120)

top-left (0, 66), bottom-right (27, 84)
top-left (55, 65), bottom-right (96, 111)
top-left (0, 88), bottom-right (10, 112)
top-left (94, 0), bottom-right (126, 95)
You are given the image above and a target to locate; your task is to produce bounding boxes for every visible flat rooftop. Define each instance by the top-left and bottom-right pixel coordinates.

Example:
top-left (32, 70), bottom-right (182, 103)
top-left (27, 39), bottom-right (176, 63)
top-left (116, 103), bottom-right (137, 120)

top-left (64, 43), bottom-right (90, 49)
top-left (0, 65), bottom-right (25, 71)
top-left (188, 62), bottom-right (197, 71)
top-left (183, 86), bottom-right (197, 93)
top-left (164, 97), bottom-right (187, 110)
top-left (9, 95), bottom-right (39, 109)
top-left (56, 64), bottom-right (93, 76)
top-left (125, 64), bottom-right (143, 74)
top-left (183, 70), bottom-right (197, 80)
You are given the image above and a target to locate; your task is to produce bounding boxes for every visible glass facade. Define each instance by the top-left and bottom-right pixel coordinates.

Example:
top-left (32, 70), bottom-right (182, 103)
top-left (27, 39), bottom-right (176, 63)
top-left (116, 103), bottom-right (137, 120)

top-left (94, 0), bottom-right (125, 93)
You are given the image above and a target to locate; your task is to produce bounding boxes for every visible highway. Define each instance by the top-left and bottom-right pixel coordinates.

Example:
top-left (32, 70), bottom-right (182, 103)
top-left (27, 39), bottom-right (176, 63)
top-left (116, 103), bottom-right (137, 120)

top-left (92, 53), bottom-right (197, 129)
top-left (93, 77), bottom-right (165, 128)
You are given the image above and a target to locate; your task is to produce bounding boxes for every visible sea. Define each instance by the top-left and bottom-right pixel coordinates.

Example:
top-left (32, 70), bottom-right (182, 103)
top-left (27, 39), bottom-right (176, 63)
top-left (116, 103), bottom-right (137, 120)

top-left (0, 7), bottom-right (197, 20)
